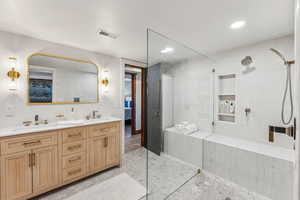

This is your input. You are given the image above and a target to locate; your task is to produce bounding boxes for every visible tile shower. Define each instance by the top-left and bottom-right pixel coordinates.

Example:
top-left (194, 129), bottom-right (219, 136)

top-left (146, 30), bottom-right (295, 200)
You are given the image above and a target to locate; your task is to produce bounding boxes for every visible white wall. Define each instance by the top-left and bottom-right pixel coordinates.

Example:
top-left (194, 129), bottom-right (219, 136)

top-left (162, 74), bottom-right (173, 129)
top-left (0, 30), bottom-right (123, 129)
top-left (135, 72), bottom-right (142, 130)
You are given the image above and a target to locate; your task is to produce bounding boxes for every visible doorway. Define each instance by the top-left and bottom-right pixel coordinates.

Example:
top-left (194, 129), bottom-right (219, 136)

top-left (124, 64), bottom-right (145, 153)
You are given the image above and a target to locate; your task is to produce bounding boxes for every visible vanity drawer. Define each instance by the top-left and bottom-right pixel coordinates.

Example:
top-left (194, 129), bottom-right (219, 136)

top-left (1, 131), bottom-right (58, 155)
top-left (63, 164), bottom-right (86, 183)
top-left (88, 122), bottom-right (119, 138)
top-left (62, 152), bottom-right (86, 169)
top-left (62, 141), bottom-right (86, 155)
top-left (62, 127), bottom-right (86, 143)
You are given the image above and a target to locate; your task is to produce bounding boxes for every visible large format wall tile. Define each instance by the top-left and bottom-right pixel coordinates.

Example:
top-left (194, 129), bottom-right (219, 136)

top-left (203, 139), bottom-right (294, 200)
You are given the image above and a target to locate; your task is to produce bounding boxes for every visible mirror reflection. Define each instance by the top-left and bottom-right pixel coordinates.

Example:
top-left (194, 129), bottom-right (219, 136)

top-left (27, 54), bottom-right (98, 104)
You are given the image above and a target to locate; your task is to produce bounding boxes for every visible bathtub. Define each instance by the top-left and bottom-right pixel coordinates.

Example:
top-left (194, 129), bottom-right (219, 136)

top-left (163, 127), bottom-right (295, 200)
top-left (164, 127), bottom-right (210, 168)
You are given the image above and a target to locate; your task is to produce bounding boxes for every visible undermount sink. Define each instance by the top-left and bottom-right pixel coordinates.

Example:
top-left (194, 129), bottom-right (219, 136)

top-left (14, 124), bottom-right (53, 131)
top-left (11, 118), bottom-right (110, 132)
top-left (56, 120), bottom-right (86, 125)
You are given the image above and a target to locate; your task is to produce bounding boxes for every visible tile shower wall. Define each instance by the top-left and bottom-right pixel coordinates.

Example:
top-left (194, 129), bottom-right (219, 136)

top-left (212, 35), bottom-right (295, 149)
top-left (0, 30), bottom-right (123, 129)
top-left (166, 58), bottom-right (214, 132)
top-left (168, 35), bottom-right (294, 148)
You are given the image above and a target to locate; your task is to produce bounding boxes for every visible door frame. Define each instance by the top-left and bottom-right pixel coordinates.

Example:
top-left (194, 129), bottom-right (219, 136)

top-left (125, 64), bottom-right (145, 146)
top-left (125, 72), bottom-right (137, 136)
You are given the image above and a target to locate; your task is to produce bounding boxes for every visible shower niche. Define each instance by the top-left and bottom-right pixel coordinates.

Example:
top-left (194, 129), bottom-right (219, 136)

top-left (216, 73), bottom-right (236, 123)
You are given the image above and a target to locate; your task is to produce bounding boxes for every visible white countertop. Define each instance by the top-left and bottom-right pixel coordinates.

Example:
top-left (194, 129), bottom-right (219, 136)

top-left (0, 117), bottom-right (122, 138)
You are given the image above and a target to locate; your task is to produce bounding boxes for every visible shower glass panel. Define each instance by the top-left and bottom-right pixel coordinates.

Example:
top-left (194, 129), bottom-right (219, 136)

top-left (146, 29), bottom-right (214, 200)
top-left (146, 29), bottom-right (295, 200)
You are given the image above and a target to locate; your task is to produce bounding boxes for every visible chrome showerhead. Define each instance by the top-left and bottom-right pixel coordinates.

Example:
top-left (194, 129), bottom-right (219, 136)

top-left (241, 56), bottom-right (253, 66)
top-left (270, 48), bottom-right (288, 64)
top-left (241, 56), bottom-right (256, 74)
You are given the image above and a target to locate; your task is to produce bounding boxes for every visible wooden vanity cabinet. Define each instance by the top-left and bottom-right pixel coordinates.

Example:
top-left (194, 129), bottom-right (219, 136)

top-left (87, 122), bottom-right (120, 174)
top-left (1, 151), bottom-right (33, 200)
top-left (32, 146), bottom-right (58, 193)
top-left (0, 131), bottom-right (59, 200)
top-left (0, 121), bottom-right (121, 200)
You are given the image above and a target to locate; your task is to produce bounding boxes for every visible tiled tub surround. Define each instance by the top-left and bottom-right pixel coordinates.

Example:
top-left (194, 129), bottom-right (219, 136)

top-left (164, 127), bottom-right (211, 168)
top-left (163, 129), bottom-right (295, 200)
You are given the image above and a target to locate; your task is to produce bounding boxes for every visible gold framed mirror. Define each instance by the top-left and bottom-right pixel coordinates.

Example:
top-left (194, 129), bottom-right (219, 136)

top-left (27, 53), bottom-right (99, 105)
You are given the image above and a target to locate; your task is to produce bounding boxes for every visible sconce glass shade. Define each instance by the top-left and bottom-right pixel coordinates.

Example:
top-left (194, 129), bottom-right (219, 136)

top-left (7, 57), bottom-right (20, 91)
top-left (101, 69), bottom-right (109, 92)
top-left (9, 57), bottom-right (17, 68)
top-left (8, 80), bottom-right (17, 91)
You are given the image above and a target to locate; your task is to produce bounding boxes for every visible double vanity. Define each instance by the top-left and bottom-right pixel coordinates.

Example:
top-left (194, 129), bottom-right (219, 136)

top-left (0, 118), bottom-right (121, 200)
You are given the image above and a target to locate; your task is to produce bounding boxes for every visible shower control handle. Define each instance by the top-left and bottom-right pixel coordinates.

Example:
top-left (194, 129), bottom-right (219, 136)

top-left (245, 108), bottom-right (251, 116)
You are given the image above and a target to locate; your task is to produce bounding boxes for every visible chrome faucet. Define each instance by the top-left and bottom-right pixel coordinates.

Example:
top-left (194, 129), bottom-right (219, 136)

top-left (34, 115), bottom-right (39, 125)
top-left (92, 110), bottom-right (98, 119)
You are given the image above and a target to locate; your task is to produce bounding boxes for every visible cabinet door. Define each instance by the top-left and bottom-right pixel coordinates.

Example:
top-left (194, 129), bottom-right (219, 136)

top-left (106, 134), bottom-right (120, 167)
top-left (32, 146), bottom-right (58, 193)
top-left (88, 136), bottom-right (106, 173)
top-left (1, 151), bottom-right (32, 200)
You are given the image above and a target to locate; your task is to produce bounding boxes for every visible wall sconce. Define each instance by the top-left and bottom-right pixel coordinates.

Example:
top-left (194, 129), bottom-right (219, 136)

top-left (101, 69), bottom-right (109, 92)
top-left (7, 57), bottom-right (20, 91)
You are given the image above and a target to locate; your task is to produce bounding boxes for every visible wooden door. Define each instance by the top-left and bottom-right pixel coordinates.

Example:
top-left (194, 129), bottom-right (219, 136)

top-left (1, 151), bottom-right (32, 200)
top-left (88, 136), bottom-right (106, 173)
top-left (32, 146), bottom-right (58, 193)
top-left (106, 134), bottom-right (120, 167)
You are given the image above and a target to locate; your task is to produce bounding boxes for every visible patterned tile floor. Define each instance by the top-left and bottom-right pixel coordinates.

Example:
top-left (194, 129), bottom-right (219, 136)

top-left (33, 148), bottom-right (270, 200)
top-left (125, 125), bottom-right (142, 153)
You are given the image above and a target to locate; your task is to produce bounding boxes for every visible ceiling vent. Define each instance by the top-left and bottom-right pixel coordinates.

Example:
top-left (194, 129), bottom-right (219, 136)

top-left (98, 29), bottom-right (118, 39)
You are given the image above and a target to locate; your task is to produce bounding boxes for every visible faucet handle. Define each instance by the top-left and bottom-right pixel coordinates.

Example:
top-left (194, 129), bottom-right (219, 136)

top-left (86, 115), bottom-right (91, 120)
top-left (23, 121), bottom-right (32, 126)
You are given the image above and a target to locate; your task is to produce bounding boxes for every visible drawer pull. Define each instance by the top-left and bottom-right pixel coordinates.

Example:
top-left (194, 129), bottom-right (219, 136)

top-left (104, 137), bottom-right (108, 147)
top-left (29, 153), bottom-right (32, 167)
top-left (69, 156), bottom-right (81, 163)
top-left (23, 140), bottom-right (41, 147)
top-left (32, 153), bottom-right (36, 167)
top-left (68, 133), bottom-right (82, 138)
top-left (68, 144), bottom-right (82, 151)
top-left (68, 168), bottom-right (82, 176)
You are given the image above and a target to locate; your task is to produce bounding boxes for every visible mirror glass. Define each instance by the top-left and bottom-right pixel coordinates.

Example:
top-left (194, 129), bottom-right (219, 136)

top-left (27, 54), bottom-right (99, 104)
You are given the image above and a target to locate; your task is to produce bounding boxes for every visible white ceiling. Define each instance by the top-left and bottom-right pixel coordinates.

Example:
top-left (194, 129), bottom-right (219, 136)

top-left (0, 0), bottom-right (294, 63)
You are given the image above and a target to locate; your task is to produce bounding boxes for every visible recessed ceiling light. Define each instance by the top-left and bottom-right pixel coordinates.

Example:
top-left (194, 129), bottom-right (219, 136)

top-left (230, 21), bottom-right (246, 29)
top-left (160, 47), bottom-right (174, 54)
